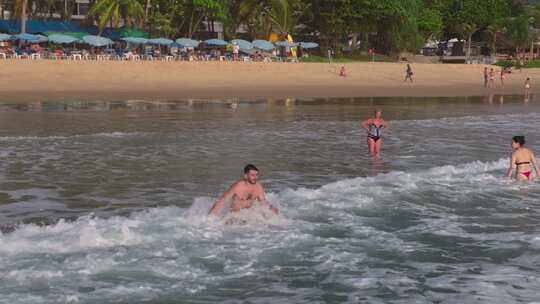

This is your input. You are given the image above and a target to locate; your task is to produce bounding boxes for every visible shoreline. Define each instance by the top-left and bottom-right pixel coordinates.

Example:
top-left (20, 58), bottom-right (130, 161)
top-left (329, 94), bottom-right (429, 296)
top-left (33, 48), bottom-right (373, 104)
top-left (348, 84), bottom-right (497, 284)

top-left (0, 60), bottom-right (536, 102)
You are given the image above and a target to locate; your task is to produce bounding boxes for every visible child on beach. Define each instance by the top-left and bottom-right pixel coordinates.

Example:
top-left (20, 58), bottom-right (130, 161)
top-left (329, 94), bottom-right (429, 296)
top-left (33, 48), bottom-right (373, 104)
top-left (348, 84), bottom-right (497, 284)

top-left (339, 66), bottom-right (347, 77)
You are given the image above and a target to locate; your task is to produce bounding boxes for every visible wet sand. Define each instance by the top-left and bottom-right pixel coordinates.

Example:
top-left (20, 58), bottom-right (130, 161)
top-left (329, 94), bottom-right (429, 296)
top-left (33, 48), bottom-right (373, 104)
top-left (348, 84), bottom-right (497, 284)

top-left (0, 60), bottom-right (536, 102)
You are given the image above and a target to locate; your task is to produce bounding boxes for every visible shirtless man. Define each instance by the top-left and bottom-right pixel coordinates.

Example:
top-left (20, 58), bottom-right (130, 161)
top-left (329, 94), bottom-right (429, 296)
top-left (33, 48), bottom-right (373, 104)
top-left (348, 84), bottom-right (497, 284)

top-left (507, 136), bottom-right (540, 181)
top-left (208, 164), bottom-right (279, 216)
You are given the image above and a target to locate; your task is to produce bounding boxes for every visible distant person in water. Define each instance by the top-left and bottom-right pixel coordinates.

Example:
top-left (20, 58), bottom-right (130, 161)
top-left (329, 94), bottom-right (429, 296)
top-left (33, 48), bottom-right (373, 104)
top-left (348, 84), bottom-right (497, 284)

top-left (525, 77), bottom-right (532, 100)
top-left (507, 136), bottom-right (540, 181)
top-left (404, 64), bottom-right (413, 82)
top-left (209, 164), bottom-right (279, 216)
top-left (361, 110), bottom-right (389, 155)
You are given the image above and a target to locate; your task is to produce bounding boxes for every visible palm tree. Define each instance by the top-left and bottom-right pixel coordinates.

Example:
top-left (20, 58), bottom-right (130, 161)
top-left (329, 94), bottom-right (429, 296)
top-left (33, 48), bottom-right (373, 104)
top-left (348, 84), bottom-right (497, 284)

top-left (12, 0), bottom-right (28, 33)
top-left (458, 23), bottom-right (478, 63)
top-left (240, 0), bottom-right (301, 39)
top-left (88, 0), bottom-right (144, 35)
top-left (485, 21), bottom-right (505, 56)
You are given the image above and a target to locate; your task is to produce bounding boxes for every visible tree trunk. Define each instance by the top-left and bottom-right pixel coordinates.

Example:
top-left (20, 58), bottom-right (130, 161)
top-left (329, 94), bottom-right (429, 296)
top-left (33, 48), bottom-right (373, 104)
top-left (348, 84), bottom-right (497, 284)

top-left (21, 0), bottom-right (28, 33)
top-left (530, 39), bottom-right (534, 60)
top-left (64, 0), bottom-right (68, 21)
top-left (467, 36), bottom-right (472, 64)
top-left (145, 0), bottom-right (151, 29)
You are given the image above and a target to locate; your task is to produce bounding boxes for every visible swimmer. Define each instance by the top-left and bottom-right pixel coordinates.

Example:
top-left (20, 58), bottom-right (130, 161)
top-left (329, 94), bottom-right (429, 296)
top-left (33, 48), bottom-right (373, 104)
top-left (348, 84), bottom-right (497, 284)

top-left (525, 77), bottom-right (531, 100)
top-left (506, 136), bottom-right (540, 181)
top-left (361, 110), bottom-right (389, 155)
top-left (208, 164), bottom-right (279, 216)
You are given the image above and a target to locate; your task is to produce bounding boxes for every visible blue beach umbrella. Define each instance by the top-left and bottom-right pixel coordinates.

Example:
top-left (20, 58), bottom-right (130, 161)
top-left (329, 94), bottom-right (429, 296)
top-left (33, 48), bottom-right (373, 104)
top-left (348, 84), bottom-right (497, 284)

top-left (252, 39), bottom-right (275, 51)
top-left (12, 33), bottom-right (40, 42)
top-left (47, 34), bottom-right (79, 44)
top-left (275, 40), bottom-right (298, 47)
top-left (175, 38), bottom-right (199, 48)
top-left (231, 39), bottom-right (253, 51)
top-left (34, 35), bottom-right (48, 43)
top-left (82, 35), bottom-right (112, 47)
top-left (121, 37), bottom-right (148, 45)
top-left (204, 38), bottom-right (228, 46)
top-left (299, 42), bottom-right (319, 49)
top-left (147, 38), bottom-right (173, 46)
top-left (0, 33), bottom-right (12, 41)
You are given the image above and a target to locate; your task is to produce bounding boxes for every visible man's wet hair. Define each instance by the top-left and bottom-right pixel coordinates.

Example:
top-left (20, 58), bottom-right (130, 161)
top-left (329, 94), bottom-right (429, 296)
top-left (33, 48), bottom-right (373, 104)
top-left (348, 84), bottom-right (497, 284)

top-left (244, 164), bottom-right (259, 174)
top-left (513, 136), bottom-right (525, 146)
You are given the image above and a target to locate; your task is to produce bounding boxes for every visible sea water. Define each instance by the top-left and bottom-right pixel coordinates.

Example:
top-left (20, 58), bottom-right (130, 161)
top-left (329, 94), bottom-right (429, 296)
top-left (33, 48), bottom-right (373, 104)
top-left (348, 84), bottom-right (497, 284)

top-left (0, 96), bottom-right (539, 303)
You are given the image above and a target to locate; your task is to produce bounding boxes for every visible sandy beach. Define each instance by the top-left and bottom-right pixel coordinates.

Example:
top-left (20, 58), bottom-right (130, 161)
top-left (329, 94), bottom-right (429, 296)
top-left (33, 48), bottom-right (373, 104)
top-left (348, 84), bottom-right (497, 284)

top-left (0, 60), bottom-right (536, 102)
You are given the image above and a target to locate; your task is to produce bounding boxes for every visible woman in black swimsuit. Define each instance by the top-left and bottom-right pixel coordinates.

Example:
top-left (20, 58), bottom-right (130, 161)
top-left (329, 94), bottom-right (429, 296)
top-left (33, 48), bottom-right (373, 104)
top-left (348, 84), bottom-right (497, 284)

top-left (361, 110), bottom-right (389, 155)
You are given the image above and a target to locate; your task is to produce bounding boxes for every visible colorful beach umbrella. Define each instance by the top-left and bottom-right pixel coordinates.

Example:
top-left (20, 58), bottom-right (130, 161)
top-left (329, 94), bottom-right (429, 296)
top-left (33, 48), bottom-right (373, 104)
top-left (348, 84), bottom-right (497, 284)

top-left (121, 37), bottom-right (148, 45)
top-left (0, 33), bottom-right (11, 41)
top-left (47, 34), bottom-right (79, 44)
top-left (147, 38), bottom-right (173, 46)
top-left (299, 42), bottom-right (319, 49)
top-left (204, 38), bottom-right (228, 46)
top-left (175, 38), bottom-right (199, 48)
top-left (231, 39), bottom-right (253, 51)
top-left (82, 35), bottom-right (112, 47)
top-left (252, 40), bottom-right (275, 51)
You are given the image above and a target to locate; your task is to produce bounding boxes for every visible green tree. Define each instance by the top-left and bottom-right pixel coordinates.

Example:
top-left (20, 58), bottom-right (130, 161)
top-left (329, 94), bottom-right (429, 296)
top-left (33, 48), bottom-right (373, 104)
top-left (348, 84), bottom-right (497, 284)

top-left (458, 23), bottom-right (478, 62)
top-left (88, 0), bottom-right (145, 35)
top-left (485, 20), bottom-right (505, 55)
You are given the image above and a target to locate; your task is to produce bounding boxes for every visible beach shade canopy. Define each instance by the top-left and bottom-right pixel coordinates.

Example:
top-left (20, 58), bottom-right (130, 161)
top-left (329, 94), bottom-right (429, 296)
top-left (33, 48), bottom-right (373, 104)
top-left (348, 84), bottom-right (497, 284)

top-left (175, 38), bottom-right (199, 48)
top-left (0, 33), bottom-right (11, 41)
top-left (11, 33), bottom-right (41, 42)
top-left (231, 39), bottom-right (253, 50)
top-left (275, 40), bottom-right (298, 47)
top-left (115, 27), bottom-right (149, 39)
top-left (299, 42), bottom-right (319, 49)
top-left (121, 37), bottom-right (148, 45)
top-left (82, 35), bottom-right (112, 47)
top-left (252, 39), bottom-right (275, 51)
top-left (47, 34), bottom-right (80, 44)
top-left (34, 34), bottom-right (49, 43)
top-left (204, 38), bottom-right (228, 46)
top-left (147, 38), bottom-right (174, 46)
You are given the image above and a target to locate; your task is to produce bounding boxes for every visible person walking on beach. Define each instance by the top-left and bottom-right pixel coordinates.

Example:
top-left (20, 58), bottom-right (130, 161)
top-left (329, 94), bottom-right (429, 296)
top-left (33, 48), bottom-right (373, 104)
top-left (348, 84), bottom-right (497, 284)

top-left (404, 64), bottom-right (413, 82)
top-left (361, 110), bottom-right (389, 155)
top-left (507, 136), bottom-right (540, 181)
top-left (484, 67), bottom-right (489, 87)
top-left (500, 68), bottom-right (506, 88)
top-left (489, 68), bottom-right (495, 88)
top-left (208, 164), bottom-right (279, 216)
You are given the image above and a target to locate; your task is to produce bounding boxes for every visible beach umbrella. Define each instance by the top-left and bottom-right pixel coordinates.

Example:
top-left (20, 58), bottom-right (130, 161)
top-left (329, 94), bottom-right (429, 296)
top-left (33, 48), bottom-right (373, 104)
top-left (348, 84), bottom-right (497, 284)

top-left (204, 38), bottom-right (228, 46)
top-left (175, 38), bottom-right (199, 48)
top-left (82, 35), bottom-right (113, 47)
top-left (252, 39), bottom-right (275, 51)
top-left (0, 33), bottom-right (11, 41)
top-left (275, 40), bottom-right (298, 47)
top-left (231, 39), bottom-right (253, 50)
top-left (34, 35), bottom-right (48, 43)
top-left (147, 38), bottom-right (173, 46)
top-left (121, 37), bottom-right (148, 45)
top-left (299, 42), bottom-right (319, 49)
top-left (47, 34), bottom-right (79, 44)
top-left (12, 33), bottom-right (40, 42)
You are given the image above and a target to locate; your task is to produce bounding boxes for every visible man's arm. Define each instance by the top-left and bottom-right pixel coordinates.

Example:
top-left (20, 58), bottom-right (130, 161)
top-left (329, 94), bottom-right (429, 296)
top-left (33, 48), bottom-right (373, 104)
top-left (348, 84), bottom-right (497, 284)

top-left (208, 183), bottom-right (237, 216)
top-left (507, 153), bottom-right (516, 178)
top-left (258, 185), bottom-right (279, 215)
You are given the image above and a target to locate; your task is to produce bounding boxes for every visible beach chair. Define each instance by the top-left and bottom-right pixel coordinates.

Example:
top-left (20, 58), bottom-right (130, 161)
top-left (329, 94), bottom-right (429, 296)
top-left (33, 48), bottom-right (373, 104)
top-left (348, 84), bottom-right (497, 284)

top-left (0, 52), bottom-right (6, 59)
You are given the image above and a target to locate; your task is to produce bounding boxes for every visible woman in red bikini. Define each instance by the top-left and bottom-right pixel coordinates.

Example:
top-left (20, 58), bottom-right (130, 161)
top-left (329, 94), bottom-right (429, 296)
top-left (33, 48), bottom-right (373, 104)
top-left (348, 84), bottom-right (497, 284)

top-left (507, 136), bottom-right (540, 181)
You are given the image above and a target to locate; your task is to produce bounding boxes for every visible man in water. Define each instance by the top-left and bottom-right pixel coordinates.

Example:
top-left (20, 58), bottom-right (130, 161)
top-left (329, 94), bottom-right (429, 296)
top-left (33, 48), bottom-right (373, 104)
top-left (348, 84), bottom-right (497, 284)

top-left (208, 164), bottom-right (279, 216)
